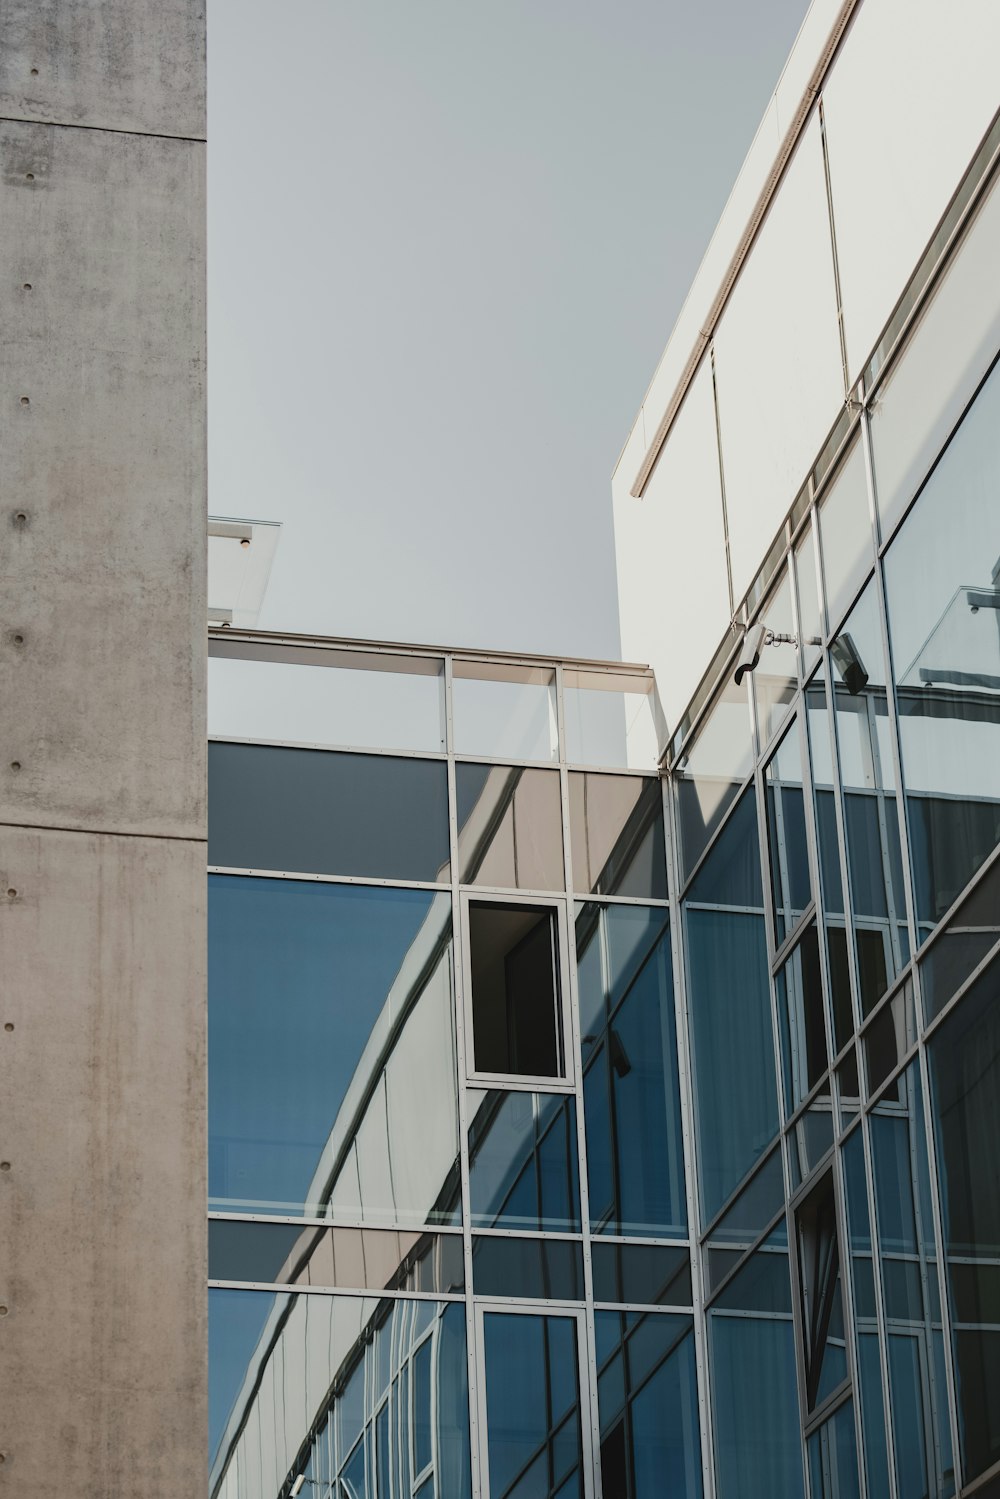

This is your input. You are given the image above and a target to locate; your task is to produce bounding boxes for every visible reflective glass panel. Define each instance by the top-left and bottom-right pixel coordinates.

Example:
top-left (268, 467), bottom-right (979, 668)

top-left (207, 644), bottom-right (446, 753)
top-left (208, 743), bottom-right (451, 882)
top-left (841, 1128), bottom-right (891, 1499)
top-left (472, 1236), bottom-right (584, 1301)
top-left (568, 772), bottom-right (667, 899)
top-left (685, 786), bottom-right (778, 1224)
top-left (862, 976), bottom-right (917, 1096)
top-left (764, 721), bottom-right (812, 946)
top-left (208, 1221), bottom-right (465, 1294)
top-left (675, 680), bottom-right (754, 882)
top-left (468, 901), bottom-right (565, 1080)
top-left (818, 437), bottom-right (873, 636)
top-left (919, 856), bottom-right (1000, 1020)
top-left (704, 1147), bottom-right (784, 1298)
top-left (710, 1300), bottom-right (803, 1498)
top-left (453, 661), bottom-right (558, 762)
top-left (209, 879), bottom-right (460, 1223)
top-left (482, 1312), bottom-right (583, 1499)
top-left (870, 1064), bottom-right (955, 1499)
top-left (753, 565), bottom-right (798, 749)
top-left (830, 580), bottom-right (909, 1013)
top-left (788, 1100), bottom-right (835, 1190)
top-left (883, 356), bottom-right (1000, 940)
top-left (795, 1170), bottom-right (848, 1410)
top-left (806, 682), bottom-right (856, 1049)
top-left (712, 1227), bottom-right (792, 1315)
top-left (795, 520), bottom-right (823, 681)
top-left (929, 959), bottom-right (1000, 1486)
top-left (209, 1292), bottom-right (471, 1497)
top-left (456, 763), bottom-right (565, 891)
top-left (592, 1242), bottom-right (691, 1307)
top-left (777, 923), bottom-right (829, 1116)
top-left (577, 904), bottom-right (686, 1237)
top-left (563, 668), bottom-right (660, 771)
top-left (869, 168), bottom-right (1000, 539)
top-left (468, 1089), bottom-right (580, 1232)
top-left (594, 1313), bottom-right (702, 1498)
top-left (808, 1399), bottom-right (861, 1499)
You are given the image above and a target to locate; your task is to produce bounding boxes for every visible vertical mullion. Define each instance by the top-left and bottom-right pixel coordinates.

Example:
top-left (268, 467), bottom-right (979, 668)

top-left (555, 662), bottom-right (601, 1499)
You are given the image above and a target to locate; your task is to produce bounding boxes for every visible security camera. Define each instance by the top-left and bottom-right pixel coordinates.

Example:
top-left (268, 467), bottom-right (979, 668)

top-left (830, 632), bottom-right (868, 696)
top-left (734, 622), bottom-right (769, 686)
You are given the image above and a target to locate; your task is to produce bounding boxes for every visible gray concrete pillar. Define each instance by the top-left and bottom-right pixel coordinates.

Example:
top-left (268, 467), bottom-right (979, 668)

top-left (0, 3), bottom-right (206, 1492)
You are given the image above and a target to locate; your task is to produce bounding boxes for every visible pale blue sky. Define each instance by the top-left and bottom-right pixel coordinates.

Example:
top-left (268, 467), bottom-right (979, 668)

top-left (208, 0), bottom-right (809, 659)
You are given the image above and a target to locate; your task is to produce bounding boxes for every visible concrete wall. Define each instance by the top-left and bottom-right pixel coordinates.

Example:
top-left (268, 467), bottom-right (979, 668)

top-left (0, 2), bottom-right (206, 1492)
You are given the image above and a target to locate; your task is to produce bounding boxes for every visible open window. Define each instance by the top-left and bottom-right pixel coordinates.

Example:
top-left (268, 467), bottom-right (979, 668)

top-left (795, 1168), bottom-right (849, 1413)
top-left (464, 897), bottom-right (570, 1085)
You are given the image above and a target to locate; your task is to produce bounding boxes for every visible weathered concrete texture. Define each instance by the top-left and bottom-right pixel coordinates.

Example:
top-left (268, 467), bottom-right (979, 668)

top-left (0, 0), bottom-right (206, 140)
top-left (0, 118), bottom-right (206, 838)
top-left (0, 826), bottom-right (206, 1492)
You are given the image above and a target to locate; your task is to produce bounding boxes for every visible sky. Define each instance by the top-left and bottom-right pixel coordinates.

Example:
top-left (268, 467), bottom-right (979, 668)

top-left (208, 0), bottom-right (810, 660)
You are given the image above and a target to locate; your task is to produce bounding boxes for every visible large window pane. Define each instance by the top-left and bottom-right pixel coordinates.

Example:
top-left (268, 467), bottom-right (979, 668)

top-left (929, 956), bottom-right (1000, 1486)
top-left (776, 923), bottom-right (829, 1117)
top-left (563, 668), bottom-right (660, 771)
top-left (883, 356), bottom-right (1000, 938)
top-left (806, 683), bottom-right (856, 1050)
top-left (919, 856), bottom-right (1000, 1020)
top-left (685, 787), bottom-right (778, 1223)
top-left (457, 763), bottom-right (565, 891)
top-left (453, 661), bottom-right (558, 762)
top-left (208, 1220), bottom-right (465, 1294)
top-left (578, 904), bottom-right (686, 1237)
top-left (709, 1309), bottom-right (803, 1499)
top-left (208, 643), bottom-right (446, 753)
top-left (764, 720), bottom-right (812, 946)
top-left (209, 1291), bottom-right (471, 1498)
top-left (472, 1237), bottom-right (584, 1301)
top-left (482, 1312), bottom-right (584, 1499)
top-left (208, 742), bottom-right (451, 882)
top-left (468, 1089), bottom-right (580, 1233)
top-left (870, 1064), bottom-right (955, 1498)
top-left (675, 680), bottom-right (755, 882)
top-left (807, 1399), bottom-right (861, 1499)
top-left (840, 1129), bottom-right (891, 1499)
top-left (831, 580), bottom-right (909, 1012)
top-left (595, 1312), bottom-right (702, 1498)
top-left (209, 878), bottom-right (460, 1223)
top-left (568, 772), bottom-right (667, 899)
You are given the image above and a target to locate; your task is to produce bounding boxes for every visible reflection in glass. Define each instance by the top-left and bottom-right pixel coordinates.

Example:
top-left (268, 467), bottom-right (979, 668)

top-left (788, 1100), bottom-right (835, 1189)
top-left (675, 680), bottom-right (754, 882)
top-left (753, 565), bottom-right (798, 749)
top-left (764, 722), bottom-right (812, 947)
top-left (577, 904), bottom-right (686, 1237)
top-left (841, 1129), bottom-right (891, 1499)
top-left (795, 521), bottom-right (823, 681)
top-left (207, 646), bottom-right (446, 753)
top-left (831, 580), bottom-right (909, 1013)
top-left (472, 1236), bottom-right (584, 1301)
top-left (869, 169), bottom-right (1000, 539)
top-left (563, 668), bottom-right (660, 771)
top-left (704, 1148), bottom-right (784, 1298)
top-left (468, 1090), bottom-right (580, 1232)
top-left (818, 437), bottom-right (873, 636)
top-left (208, 1220), bottom-right (465, 1294)
top-left (456, 763), bottom-right (565, 890)
top-left (712, 1226), bottom-right (791, 1314)
top-left (453, 661), bottom-right (558, 762)
top-left (468, 901), bottom-right (564, 1079)
top-left (568, 773), bottom-right (667, 899)
top-left (808, 1399), bottom-right (861, 1499)
top-left (483, 1312), bottom-right (583, 1499)
top-left (919, 856), bottom-right (1000, 1020)
top-left (795, 1171), bottom-right (848, 1410)
top-left (862, 976), bottom-right (917, 1095)
top-left (208, 742), bottom-right (451, 882)
top-left (929, 961), bottom-right (1000, 1486)
top-left (870, 1064), bottom-right (955, 1498)
top-left (209, 1291), bottom-right (471, 1497)
top-left (806, 682), bottom-right (857, 1049)
top-left (685, 787), bottom-right (778, 1223)
top-left (710, 1250), bottom-right (803, 1499)
top-left (594, 1312), bottom-right (702, 1497)
top-left (209, 879), bottom-right (460, 1223)
top-left (883, 356), bottom-right (1000, 940)
top-left (592, 1242), bottom-right (691, 1307)
top-left (776, 924), bottom-right (829, 1116)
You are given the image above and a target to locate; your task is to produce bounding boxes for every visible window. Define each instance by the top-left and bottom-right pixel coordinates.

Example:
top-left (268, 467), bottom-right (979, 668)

top-left (465, 898), bottom-right (568, 1083)
top-left (795, 1170), bottom-right (848, 1412)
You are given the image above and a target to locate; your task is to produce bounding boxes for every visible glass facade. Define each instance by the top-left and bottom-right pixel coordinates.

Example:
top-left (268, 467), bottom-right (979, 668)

top-left (208, 134), bottom-right (1000, 1499)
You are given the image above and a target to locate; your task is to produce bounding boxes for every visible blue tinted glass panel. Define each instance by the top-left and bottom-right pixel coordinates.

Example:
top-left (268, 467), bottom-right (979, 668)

top-left (209, 878), bottom-right (459, 1222)
top-left (808, 1399), bottom-right (861, 1499)
top-left (483, 1312), bottom-right (583, 1499)
top-left (764, 723), bottom-right (812, 946)
top-left (208, 742), bottom-right (450, 882)
top-left (594, 1312), bottom-right (702, 1499)
top-left (591, 1242), bottom-right (691, 1307)
top-left (578, 905), bottom-right (686, 1237)
top-left (687, 786), bottom-right (763, 907)
top-left (469, 1089), bottom-right (580, 1232)
top-left (209, 1292), bottom-right (471, 1497)
top-left (471, 1236), bottom-right (584, 1301)
top-left (710, 1313), bottom-right (803, 1499)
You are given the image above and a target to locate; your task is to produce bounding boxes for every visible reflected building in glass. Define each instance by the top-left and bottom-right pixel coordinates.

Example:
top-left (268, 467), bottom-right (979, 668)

top-left (207, 5), bottom-right (1000, 1498)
